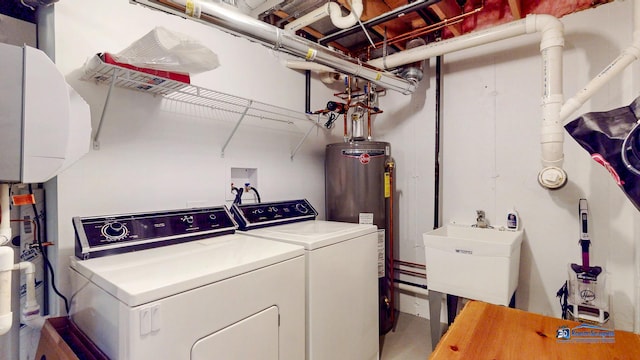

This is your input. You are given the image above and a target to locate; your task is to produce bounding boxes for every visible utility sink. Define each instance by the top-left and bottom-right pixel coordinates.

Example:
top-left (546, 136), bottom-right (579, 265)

top-left (423, 224), bottom-right (523, 306)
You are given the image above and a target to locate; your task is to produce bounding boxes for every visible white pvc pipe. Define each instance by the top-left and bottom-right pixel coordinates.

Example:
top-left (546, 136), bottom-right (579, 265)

top-left (0, 184), bottom-right (42, 335)
top-left (285, 0), bottom-right (363, 32)
top-left (0, 247), bottom-right (13, 336)
top-left (560, 40), bottom-right (640, 122)
top-left (0, 184), bottom-right (10, 246)
top-left (367, 18), bottom-right (531, 70)
top-left (16, 262), bottom-right (40, 320)
top-left (533, 15), bottom-right (565, 173)
top-left (368, 14), bottom-right (567, 188)
top-left (560, 0), bottom-right (640, 122)
top-left (0, 183), bottom-right (12, 336)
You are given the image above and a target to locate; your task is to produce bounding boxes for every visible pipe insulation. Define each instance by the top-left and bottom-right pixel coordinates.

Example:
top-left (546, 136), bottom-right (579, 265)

top-left (284, 0), bottom-right (364, 32)
top-left (129, 0), bottom-right (416, 94)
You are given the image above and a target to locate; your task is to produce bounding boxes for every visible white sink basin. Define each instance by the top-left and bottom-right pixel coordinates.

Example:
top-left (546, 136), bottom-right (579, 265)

top-left (423, 224), bottom-right (523, 306)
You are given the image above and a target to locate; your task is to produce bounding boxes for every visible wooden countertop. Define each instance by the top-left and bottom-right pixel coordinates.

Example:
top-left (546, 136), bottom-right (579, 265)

top-left (430, 301), bottom-right (640, 359)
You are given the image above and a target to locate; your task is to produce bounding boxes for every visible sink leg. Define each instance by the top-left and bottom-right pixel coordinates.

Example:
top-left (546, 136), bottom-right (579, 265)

top-left (429, 290), bottom-right (443, 350)
top-left (446, 294), bottom-right (459, 324)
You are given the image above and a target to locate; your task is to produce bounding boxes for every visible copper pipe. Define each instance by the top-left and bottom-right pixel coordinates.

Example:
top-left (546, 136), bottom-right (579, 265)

top-left (343, 112), bottom-right (348, 139)
top-left (369, 2), bottom-right (485, 51)
top-left (8, 219), bottom-right (51, 247)
top-left (366, 47), bottom-right (372, 139)
top-left (344, 76), bottom-right (353, 140)
top-left (393, 268), bottom-right (427, 278)
top-left (366, 82), bottom-right (372, 139)
top-left (395, 259), bottom-right (426, 269)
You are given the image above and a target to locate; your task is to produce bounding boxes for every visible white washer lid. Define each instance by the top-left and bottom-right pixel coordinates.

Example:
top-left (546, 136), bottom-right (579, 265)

top-left (70, 234), bottom-right (304, 307)
top-left (241, 220), bottom-right (377, 250)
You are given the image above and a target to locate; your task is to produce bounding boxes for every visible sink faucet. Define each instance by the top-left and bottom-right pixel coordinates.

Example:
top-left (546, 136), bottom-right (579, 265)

top-left (475, 210), bottom-right (489, 228)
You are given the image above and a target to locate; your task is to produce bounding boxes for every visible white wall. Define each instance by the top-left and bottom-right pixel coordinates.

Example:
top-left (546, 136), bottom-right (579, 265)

top-left (47, 0), bottom-right (640, 333)
top-left (379, 1), bottom-right (640, 331)
top-left (49, 0), bottom-right (340, 315)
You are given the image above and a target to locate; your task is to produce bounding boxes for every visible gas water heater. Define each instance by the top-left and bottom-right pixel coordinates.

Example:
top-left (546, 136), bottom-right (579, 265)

top-left (325, 141), bottom-right (394, 335)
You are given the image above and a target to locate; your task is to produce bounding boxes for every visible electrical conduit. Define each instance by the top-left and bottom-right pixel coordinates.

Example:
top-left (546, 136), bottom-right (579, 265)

top-left (285, 0), bottom-right (364, 32)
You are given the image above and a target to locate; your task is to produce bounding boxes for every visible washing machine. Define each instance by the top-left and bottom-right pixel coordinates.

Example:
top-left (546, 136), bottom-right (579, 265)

top-left (69, 205), bottom-right (305, 360)
top-left (231, 199), bottom-right (379, 360)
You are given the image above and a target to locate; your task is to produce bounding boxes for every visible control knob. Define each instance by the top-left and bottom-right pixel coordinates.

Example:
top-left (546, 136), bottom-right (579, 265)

top-left (101, 222), bottom-right (129, 242)
top-left (295, 203), bottom-right (309, 214)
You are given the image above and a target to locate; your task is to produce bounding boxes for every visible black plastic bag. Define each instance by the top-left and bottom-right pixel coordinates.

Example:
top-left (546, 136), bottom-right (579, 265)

top-left (565, 96), bottom-right (640, 211)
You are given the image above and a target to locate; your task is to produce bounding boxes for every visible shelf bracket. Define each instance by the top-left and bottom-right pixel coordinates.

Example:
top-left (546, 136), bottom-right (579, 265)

top-left (92, 68), bottom-right (117, 150)
top-left (290, 119), bottom-right (317, 161)
top-left (221, 100), bottom-right (253, 157)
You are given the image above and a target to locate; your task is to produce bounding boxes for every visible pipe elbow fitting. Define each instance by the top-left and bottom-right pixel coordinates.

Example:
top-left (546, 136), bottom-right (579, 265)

top-left (623, 36), bottom-right (640, 60)
top-left (18, 261), bottom-right (36, 275)
top-left (526, 14), bottom-right (564, 50)
top-left (328, 0), bottom-right (363, 29)
top-left (21, 312), bottom-right (46, 330)
top-left (0, 312), bottom-right (12, 336)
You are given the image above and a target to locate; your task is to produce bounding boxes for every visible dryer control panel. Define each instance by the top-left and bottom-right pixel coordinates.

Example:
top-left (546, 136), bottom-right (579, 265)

top-left (74, 206), bottom-right (237, 260)
top-left (231, 199), bottom-right (317, 230)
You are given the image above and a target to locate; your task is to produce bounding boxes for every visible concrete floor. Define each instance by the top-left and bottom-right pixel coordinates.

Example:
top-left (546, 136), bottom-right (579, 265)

top-left (380, 312), bottom-right (433, 360)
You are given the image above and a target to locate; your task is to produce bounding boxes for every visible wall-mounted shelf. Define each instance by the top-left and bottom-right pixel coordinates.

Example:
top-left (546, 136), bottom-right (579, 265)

top-left (81, 54), bottom-right (322, 159)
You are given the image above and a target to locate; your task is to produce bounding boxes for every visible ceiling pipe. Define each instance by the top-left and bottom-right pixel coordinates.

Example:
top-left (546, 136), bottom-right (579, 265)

top-left (318, 0), bottom-right (442, 46)
top-left (368, 14), bottom-right (568, 189)
top-left (285, 0), bottom-right (364, 32)
top-left (129, 0), bottom-right (416, 95)
top-left (367, 1), bottom-right (640, 189)
top-left (284, 59), bottom-right (346, 85)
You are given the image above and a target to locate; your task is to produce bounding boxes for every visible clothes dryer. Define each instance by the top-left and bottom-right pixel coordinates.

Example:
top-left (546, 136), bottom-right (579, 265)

top-left (232, 200), bottom-right (379, 360)
top-left (69, 206), bottom-right (305, 360)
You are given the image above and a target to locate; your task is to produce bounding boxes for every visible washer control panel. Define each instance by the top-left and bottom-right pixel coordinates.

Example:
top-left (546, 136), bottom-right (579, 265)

top-left (74, 206), bottom-right (237, 260)
top-left (231, 199), bottom-right (317, 230)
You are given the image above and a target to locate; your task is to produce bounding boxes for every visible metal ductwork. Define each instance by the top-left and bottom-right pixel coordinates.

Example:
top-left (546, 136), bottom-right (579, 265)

top-left (129, 0), bottom-right (417, 95)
